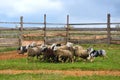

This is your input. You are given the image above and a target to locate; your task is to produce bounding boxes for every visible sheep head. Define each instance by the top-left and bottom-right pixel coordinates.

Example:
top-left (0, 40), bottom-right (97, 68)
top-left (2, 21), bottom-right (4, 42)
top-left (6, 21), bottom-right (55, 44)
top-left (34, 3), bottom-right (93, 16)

top-left (40, 44), bottom-right (48, 52)
top-left (53, 46), bottom-right (58, 51)
top-left (51, 43), bottom-right (57, 50)
top-left (51, 43), bottom-right (62, 50)
top-left (66, 42), bottom-right (73, 48)
top-left (30, 42), bottom-right (37, 47)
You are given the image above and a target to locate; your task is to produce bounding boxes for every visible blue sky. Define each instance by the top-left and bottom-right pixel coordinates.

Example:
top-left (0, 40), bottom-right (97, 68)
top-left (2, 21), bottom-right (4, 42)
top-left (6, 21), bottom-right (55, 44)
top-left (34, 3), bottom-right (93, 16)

top-left (0, 0), bottom-right (120, 27)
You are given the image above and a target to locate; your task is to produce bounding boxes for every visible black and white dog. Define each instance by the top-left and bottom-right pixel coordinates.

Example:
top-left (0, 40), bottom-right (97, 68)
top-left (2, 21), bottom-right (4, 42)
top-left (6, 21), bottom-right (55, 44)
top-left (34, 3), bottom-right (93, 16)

top-left (17, 45), bottom-right (30, 54)
top-left (87, 48), bottom-right (107, 62)
top-left (17, 42), bottom-right (36, 55)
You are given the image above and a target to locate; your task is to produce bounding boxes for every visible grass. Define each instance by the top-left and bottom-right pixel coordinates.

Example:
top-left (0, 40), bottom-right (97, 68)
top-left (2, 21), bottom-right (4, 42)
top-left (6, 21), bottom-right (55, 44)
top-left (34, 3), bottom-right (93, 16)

top-left (0, 44), bottom-right (120, 70)
top-left (0, 57), bottom-right (119, 70)
top-left (0, 73), bottom-right (120, 80)
top-left (0, 47), bottom-right (17, 53)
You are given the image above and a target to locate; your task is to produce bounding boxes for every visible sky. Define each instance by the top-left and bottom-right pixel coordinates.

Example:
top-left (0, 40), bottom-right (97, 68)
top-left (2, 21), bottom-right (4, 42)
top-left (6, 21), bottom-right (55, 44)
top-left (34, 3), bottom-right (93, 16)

top-left (0, 0), bottom-right (120, 28)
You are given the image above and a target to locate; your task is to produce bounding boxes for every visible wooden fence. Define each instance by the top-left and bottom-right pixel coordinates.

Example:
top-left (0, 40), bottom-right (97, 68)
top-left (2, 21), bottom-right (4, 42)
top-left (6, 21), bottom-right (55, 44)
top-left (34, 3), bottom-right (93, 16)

top-left (0, 13), bottom-right (120, 47)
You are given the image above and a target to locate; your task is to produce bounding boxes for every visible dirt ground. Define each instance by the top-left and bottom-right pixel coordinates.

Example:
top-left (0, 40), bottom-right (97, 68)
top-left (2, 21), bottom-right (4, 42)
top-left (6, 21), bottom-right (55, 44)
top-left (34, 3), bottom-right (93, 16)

top-left (0, 51), bottom-right (120, 76)
top-left (0, 70), bottom-right (120, 76)
top-left (0, 51), bottom-right (27, 60)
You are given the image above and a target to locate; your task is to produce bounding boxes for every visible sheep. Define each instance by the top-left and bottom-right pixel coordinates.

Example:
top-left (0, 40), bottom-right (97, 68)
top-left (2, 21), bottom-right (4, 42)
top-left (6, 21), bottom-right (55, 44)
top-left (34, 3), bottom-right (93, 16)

top-left (87, 48), bottom-right (107, 62)
top-left (40, 43), bottom-right (62, 62)
top-left (50, 43), bottom-right (62, 50)
top-left (51, 42), bottom-right (75, 62)
top-left (40, 45), bottom-right (55, 62)
top-left (52, 42), bottom-right (74, 55)
top-left (17, 42), bottom-right (37, 55)
top-left (27, 46), bottom-right (42, 61)
top-left (50, 42), bottom-right (73, 51)
top-left (73, 45), bottom-right (91, 61)
top-left (57, 42), bottom-right (73, 50)
top-left (53, 45), bottom-right (74, 63)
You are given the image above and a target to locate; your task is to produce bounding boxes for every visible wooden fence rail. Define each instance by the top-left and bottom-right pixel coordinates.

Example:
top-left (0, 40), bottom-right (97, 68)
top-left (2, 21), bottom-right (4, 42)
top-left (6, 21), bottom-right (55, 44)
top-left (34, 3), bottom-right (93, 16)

top-left (0, 13), bottom-right (120, 47)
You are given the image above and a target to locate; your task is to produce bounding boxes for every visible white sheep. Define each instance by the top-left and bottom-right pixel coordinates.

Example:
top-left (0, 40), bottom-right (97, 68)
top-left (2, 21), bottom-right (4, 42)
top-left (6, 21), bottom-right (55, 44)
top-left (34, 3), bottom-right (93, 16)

top-left (53, 42), bottom-right (74, 52)
top-left (53, 46), bottom-right (74, 63)
top-left (27, 46), bottom-right (42, 60)
top-left (74, 45), bottom-right (90, 61)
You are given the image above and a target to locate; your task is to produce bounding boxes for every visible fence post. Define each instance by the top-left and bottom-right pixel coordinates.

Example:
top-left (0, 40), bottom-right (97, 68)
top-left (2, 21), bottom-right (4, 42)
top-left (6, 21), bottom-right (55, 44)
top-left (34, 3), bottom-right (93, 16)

top-left (66, 15), bottom-right (69, 44)
top-left (19, 16), bottom-right (23, 47)
top-left (44, 14), bottom-right (46, 45)
top-left (107, 13), bottom-right (111, 45)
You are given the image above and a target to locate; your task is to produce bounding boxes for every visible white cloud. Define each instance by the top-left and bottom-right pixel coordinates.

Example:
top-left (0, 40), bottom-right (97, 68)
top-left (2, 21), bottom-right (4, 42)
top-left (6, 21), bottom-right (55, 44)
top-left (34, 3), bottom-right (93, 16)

top-left (0, 0), bottom-right (120, 24)
top-left (0, 0), bottom-right (63, 17)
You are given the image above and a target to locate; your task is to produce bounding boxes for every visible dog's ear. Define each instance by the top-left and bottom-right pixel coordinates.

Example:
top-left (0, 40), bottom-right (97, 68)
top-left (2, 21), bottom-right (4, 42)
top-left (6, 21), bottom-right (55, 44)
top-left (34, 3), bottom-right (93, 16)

top-left (87, 47), bottom-right (94, 53)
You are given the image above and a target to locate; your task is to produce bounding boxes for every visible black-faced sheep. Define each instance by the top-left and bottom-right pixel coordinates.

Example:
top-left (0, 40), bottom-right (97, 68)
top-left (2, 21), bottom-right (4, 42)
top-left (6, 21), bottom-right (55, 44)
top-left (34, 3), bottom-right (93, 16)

top-left (40, 46), bottom-right (56, 62)
top-left (40, 43), bottom-right (62, 62)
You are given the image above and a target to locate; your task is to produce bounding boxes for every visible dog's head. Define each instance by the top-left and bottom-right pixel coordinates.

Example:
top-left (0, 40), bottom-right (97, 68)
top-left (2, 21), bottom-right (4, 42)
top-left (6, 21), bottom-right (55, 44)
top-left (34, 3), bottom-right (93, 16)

top-left (87, 47), bottom-right (94, 60)
top-left (87, 47), bottom-right (94, 54)
top-left (17, 46), bottom-right (27, 54)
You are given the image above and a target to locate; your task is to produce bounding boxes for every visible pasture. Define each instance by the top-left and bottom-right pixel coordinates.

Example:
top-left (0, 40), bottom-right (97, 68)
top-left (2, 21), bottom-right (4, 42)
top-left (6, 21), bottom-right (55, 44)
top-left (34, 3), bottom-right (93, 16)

top-left (0, 44), bottom-right (120, 80)
top-left (0, 44), bottom-right (120, 70)
top-left (0, 14), bottom-right (120, 79)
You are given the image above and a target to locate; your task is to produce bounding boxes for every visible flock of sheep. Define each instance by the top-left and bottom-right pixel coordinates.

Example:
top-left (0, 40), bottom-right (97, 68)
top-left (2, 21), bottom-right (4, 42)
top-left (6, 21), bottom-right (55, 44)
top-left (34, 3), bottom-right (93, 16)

top-left (17, 42), bottom-right (107, 63)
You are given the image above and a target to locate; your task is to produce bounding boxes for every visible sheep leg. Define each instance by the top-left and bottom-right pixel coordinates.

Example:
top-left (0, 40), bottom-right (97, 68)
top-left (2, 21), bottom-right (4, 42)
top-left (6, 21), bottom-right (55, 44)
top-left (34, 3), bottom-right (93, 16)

top-left (58, 55), bottom-right (64, 63)
top-left (38, 55), bottom-right (43, 61)
top-left (71, 57), bottom-right (74, 63)
top-left (65, 57), bottom-right (69, 63)
top-left (74, 56), bottom-right (79, 62)
top-left (90, 57), bottom-right (95, 62)
top-left (69, 57), bottom-right (74, 63)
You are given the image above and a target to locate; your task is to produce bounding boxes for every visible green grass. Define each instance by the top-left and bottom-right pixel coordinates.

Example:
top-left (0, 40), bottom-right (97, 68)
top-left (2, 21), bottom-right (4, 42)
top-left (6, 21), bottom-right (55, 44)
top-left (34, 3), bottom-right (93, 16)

top-left (0, 47), bottom-right (17, 53)
top-left (0, 73), bottom-right (119, 80)
top-left (0, 57), bottom-right (119, 70)
top-left (0, 44), bottom-right (120, 70)
top-left (0, 44), bottom-right (120, 80)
